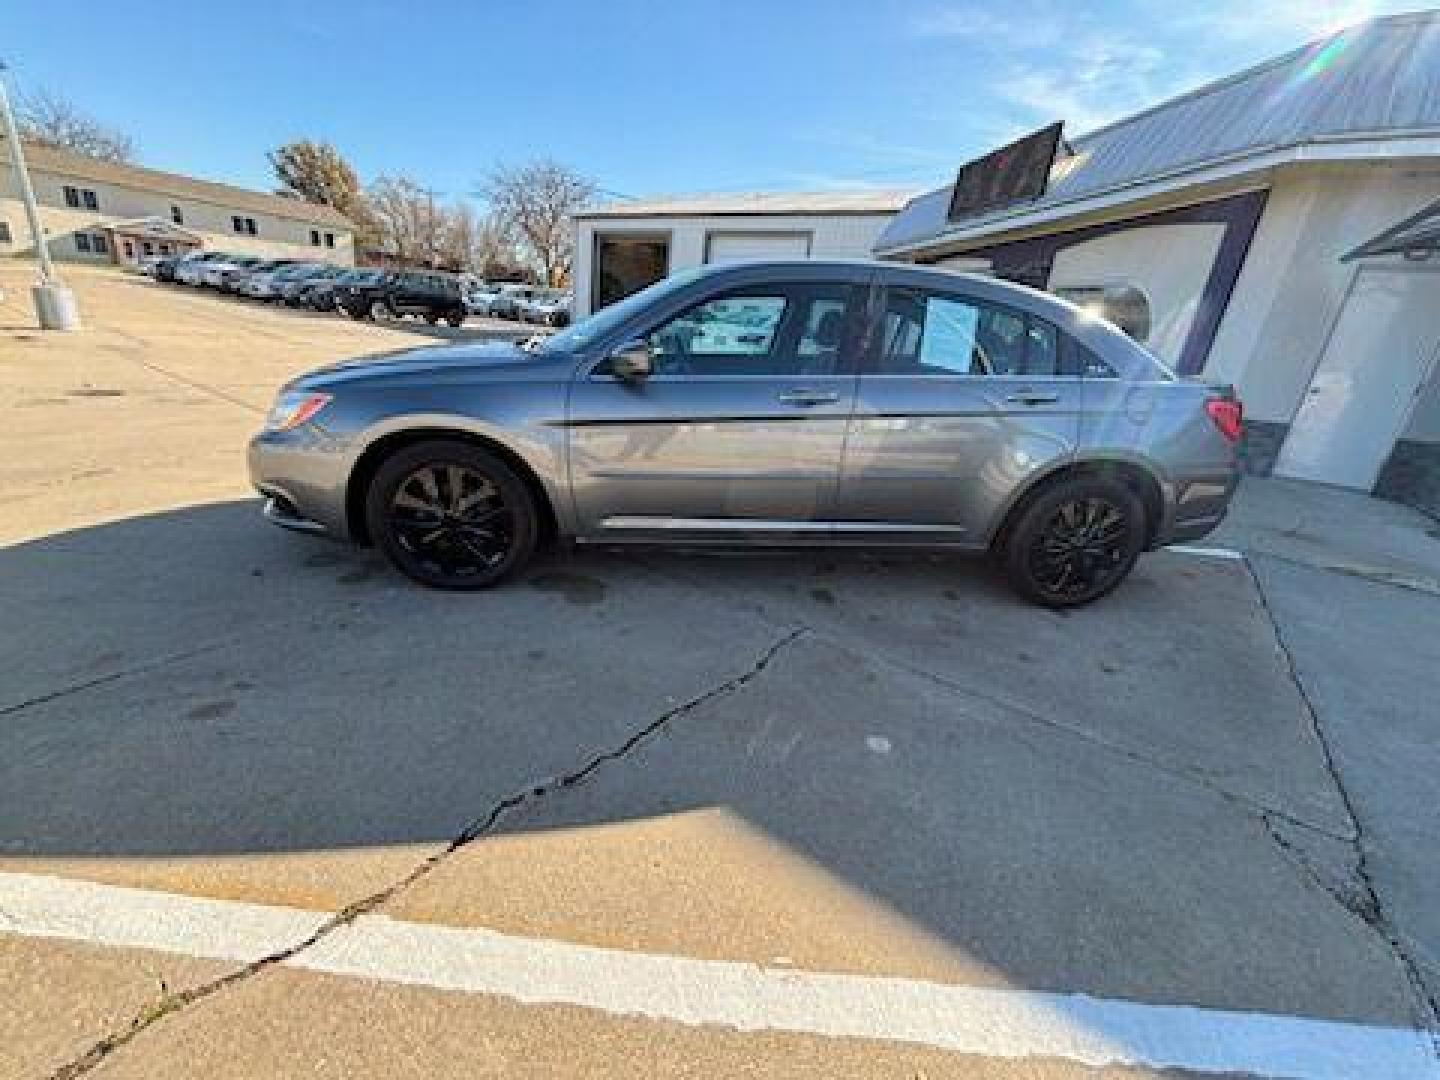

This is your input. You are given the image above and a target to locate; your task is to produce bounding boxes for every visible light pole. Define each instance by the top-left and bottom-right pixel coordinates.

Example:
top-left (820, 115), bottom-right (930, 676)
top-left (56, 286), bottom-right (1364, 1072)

top-left (0, 61), bottom-right (80, 330)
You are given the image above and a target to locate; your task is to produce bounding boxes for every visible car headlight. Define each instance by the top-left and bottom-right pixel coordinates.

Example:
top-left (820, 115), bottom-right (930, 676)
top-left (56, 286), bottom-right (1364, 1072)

top-left (265, 391), bottom-right (332, 431)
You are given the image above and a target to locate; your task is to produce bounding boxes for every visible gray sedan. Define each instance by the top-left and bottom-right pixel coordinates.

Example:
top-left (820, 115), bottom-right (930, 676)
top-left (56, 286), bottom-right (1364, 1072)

top-left (249, 260), bottom-right (1241, 606)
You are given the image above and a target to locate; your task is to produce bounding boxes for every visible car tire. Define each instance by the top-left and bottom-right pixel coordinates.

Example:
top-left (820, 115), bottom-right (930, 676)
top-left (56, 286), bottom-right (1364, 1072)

top-left (369, 299), bottom-right (391, 321)
top-left (999, 476), bottom-right (1146, 608)
top-left (424, 311), bottom-right (440, 325)
top-left (365, 440), bottom-right (537, 591)
top-left (445, 309), bottom-right (464, 328)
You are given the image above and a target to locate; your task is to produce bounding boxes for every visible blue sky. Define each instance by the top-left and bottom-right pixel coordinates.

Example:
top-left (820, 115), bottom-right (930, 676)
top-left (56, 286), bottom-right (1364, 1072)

top-left (5, 0), bottom-right (1425, 205)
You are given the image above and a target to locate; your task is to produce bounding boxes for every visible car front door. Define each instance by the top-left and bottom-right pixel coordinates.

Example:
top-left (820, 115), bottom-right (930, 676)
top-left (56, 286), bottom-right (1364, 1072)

top-left (567, 280), bottom-right (863, 537)
top-left (836, 281), bottom-right (1082, 543)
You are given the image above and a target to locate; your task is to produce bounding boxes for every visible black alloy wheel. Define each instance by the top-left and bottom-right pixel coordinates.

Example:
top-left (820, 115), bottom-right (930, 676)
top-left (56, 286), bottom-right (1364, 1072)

top-left (1001, 477), bottom-right (1145, 607)
top-left (365, 441), bottom-right (537, 590)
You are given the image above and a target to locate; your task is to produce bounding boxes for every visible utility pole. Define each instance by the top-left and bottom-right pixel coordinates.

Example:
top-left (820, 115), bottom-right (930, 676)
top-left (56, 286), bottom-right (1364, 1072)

top-left (0, 61), bottom-right (80, 330)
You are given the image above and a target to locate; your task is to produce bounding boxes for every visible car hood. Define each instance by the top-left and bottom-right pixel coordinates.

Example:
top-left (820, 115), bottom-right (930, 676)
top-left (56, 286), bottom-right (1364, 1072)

top-left (291, 340), bottom-right (561, 389)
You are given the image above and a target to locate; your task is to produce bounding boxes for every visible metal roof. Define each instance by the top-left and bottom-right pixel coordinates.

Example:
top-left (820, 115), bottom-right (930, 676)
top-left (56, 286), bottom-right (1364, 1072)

top-left (576, 189), bottom-right (916, 219)
top-left (0, 138), bottom-right (353, 229)
top-left (876, 10), bottom-right (1440, 255)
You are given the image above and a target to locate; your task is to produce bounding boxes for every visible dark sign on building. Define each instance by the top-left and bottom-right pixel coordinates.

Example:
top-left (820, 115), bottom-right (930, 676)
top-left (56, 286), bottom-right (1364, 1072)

top-left (947, 122), bottom-right (1064, 222)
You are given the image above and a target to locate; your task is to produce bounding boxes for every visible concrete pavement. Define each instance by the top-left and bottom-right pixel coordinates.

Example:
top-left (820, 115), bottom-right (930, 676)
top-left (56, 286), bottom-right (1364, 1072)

top-left (2, 264), bottom-right (1438, 1077)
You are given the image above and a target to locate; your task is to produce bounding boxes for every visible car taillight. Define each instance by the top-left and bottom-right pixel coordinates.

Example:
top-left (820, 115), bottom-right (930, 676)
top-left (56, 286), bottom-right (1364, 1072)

top-left (1205, 397), bottom-right (1243, 443)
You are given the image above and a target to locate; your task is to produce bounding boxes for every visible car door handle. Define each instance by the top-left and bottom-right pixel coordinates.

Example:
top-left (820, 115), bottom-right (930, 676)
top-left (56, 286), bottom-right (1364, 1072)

top-left (1003, 390), bottom-right (1060, 405)
top-left (777, 388), bottom-right (840, 406)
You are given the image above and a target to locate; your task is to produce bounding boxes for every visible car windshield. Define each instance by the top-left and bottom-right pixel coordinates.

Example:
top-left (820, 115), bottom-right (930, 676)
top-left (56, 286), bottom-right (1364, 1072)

top-left (538, 267), bottom-right (709, 354)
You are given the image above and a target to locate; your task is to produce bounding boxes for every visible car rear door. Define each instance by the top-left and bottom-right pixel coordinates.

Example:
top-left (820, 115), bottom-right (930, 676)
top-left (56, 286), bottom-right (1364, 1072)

top-left (567, 278), bottom-right (865, 536)
top-left (836, 279), bottom-right (1081, 543)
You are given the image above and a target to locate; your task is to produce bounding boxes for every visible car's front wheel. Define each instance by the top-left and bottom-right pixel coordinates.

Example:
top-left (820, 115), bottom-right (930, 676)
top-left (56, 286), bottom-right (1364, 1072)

top-left (999, 476), bottom-right (1146, 608)
top-left (445, 308), bottom-right (464, 327)
top-left (365, 440), bottom-right (537, 591)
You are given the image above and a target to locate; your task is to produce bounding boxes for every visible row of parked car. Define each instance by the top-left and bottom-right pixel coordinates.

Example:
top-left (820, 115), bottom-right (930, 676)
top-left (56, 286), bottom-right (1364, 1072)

top-left (141, 251), bottom-right (571, 328)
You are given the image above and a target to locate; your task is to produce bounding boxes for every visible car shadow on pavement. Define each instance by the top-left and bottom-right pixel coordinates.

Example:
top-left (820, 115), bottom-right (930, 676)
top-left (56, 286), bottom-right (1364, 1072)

top-left (0, 499), bottom-right (1422, 1031)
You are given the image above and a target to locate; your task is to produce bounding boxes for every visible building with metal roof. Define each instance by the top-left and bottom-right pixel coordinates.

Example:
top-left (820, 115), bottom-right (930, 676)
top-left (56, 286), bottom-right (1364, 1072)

top-left (572, 190), bottom-right (913, 318)
top-left (876, 10), bottom-right (1440, 516)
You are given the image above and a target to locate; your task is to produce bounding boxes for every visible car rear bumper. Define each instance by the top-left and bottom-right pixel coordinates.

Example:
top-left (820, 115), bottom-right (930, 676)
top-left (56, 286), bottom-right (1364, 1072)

top-left (1155, 467), bottom-right (1240, 546)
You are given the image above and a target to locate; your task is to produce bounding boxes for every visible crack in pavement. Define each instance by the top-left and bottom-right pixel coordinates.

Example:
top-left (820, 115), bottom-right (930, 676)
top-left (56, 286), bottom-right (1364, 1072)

top-left (1244, 553), bottom-right (1440, 1057)
top-left (44, 627), bottom-right (807, 1080)
top-left (632, 554), bottom-right (1357, 844)
top-left (0, 642), bottom-right (234, 718)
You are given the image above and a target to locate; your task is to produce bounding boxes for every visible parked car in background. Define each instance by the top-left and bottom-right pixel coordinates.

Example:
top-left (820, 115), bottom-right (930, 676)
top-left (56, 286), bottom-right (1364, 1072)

top-left (338, 270), bottom-right (466, 326)
top-left (523, 290), bottom-right (572, 327)
top-left (174, 252), bottom-right (229, 285)
top-left (154, 256), bottom-right (182, 283)
top-left (219, 257), bottom-right (271, 294)
top-left (250, 260), bottom-right (1242, 606)
top-left (302, 268), bottom-right (380, 312)
top-left (201, 255), bottom-right (258, 289)
top-left (240, 261), bottom-right (311, 301)
top-left (464, 283), bottom-right (503, 316)
top-left (136, 255), bottom-right (166, 277)
top-left (488, 283), bottom-right (537, 319)
top-left (278, 264), bottom-right (343, 307)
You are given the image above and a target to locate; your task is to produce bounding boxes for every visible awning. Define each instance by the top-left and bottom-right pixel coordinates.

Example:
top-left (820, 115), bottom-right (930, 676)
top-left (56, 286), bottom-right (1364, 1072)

top-left (104, 216), bottom-right (203, 244)
top-left (1342, 198), bottom-right (1440, 261)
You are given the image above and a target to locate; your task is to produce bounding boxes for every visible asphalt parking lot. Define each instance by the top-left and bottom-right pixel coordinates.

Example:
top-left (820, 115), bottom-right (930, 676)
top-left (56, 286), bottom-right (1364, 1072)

top-left (3, 265), bottom-right (1440, 1078)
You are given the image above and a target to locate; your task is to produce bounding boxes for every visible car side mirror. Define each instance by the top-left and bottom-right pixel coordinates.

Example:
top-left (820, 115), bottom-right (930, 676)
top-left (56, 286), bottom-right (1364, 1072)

top-left (610, 339), bottom-right (653, 381)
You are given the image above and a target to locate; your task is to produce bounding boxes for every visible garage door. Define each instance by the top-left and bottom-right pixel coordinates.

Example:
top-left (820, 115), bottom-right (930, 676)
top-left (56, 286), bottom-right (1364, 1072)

top-left (705, 231), bottom-right (812, 263)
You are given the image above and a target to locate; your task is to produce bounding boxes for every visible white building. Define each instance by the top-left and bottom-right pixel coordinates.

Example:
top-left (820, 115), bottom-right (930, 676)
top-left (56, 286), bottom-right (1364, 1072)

top-left (572, 190), bottom-right (912, 317)
top-left (0, 138), bottom-right (354, 268)
top-left (875, 11), bottom-right (1440, 517)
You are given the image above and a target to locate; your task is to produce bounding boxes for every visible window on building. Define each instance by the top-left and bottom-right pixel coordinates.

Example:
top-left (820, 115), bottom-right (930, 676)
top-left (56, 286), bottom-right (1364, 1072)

top-left (92, 233), bottom-right (109, 255)
top-left (232, 215), bottom-right (244, 233)
top-left (142, 241), bottom-right (154, 256)
top-left (875, 288), bottom-right (1059, 377)
top-left (310, 229), bottom-right (321, 246)
top-left (75, 233), bottom-right (92, 253)
top-left (324, 232), bottom-right (335, 248)
top-left (124, 240), bottom-right (135, 259)
top-left (159, 243), bottom-right (171, 255)
top-left (171, 205), bottom-right (184, 225)
top-left (63, 185), bottom-right (80, 208)
top-left (0, 221), bottom-right (11, 244)
top-left (245, 217), bottom-right (257, 236)
top-left (82, 190), bottom-right (99, 211)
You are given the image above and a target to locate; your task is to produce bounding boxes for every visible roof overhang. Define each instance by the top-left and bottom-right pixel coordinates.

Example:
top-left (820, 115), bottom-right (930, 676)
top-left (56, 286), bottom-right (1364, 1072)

top-left (1342, 196), bottom-right (1440, 260)
top-left (877, 132), bottom-right (1440, 259)
top-left (103, 217), bottom-right (204, 243)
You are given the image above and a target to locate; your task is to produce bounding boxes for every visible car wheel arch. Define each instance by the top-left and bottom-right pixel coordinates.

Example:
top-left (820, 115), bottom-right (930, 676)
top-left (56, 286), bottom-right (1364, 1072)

top-left (346, 427), bottom-right (558, 548)
top-left (988, 457), bottom-right (1165, 553)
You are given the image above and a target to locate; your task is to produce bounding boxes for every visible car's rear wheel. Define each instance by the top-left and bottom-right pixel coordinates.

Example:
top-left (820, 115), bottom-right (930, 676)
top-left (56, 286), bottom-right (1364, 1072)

top-left (445, 308), bottom-right (464, 327)
top-left (365, 440), bottom-right (537, 591)
top-left (424, 311), bottom-right (439, 325)
top-left (999, 477), bottom-right (1145, 608)
top-left (346, 304), bottom-right (366, 320)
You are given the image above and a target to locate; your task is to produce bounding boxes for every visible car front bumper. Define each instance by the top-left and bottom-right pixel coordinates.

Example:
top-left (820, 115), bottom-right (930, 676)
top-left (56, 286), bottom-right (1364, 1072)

top-left (248, 426), bottom-right (355, 540)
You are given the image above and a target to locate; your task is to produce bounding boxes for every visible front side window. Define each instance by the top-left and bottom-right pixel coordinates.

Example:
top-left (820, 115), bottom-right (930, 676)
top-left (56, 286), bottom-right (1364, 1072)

top-left (648, 294), bottom-right (787, 375)
top-left (875, 288), bottom-right (1059, 377)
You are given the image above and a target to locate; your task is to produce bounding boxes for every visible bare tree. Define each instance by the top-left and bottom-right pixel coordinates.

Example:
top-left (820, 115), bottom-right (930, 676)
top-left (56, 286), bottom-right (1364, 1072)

top-left (482, 160), bottom-right (596, 286)
top-left (366, 175), bottom-right (450, 266)
top-left (16, 89), bottom-right (135, 164)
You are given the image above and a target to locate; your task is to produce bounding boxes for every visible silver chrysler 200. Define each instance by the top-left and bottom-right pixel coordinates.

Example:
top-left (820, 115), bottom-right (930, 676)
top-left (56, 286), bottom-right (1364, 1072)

top-left (249, 260), bottom-right (1241, 607)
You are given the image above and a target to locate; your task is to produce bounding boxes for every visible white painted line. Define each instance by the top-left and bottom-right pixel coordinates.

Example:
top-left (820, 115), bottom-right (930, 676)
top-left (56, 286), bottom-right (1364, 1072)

top-left (1166, 544), bottom-right (1247, 561)
top-left (2, 872), bottom-right (1436, 1078)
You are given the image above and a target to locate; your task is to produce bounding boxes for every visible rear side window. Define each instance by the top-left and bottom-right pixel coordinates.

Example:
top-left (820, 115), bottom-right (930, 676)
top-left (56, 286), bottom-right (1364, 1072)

top-left (874, 288), bottom-right (1059, 377)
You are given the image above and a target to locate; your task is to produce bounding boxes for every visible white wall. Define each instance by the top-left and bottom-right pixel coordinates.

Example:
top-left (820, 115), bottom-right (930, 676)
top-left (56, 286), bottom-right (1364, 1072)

top-left (572, 212), bottom-right (895, 316)
top-left (0, 168), bottom-right (355, 266)
top-left (1206, 162), bottom-right (1440, 424)
top-left (1048, 221), bottom-right (1225, 368)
